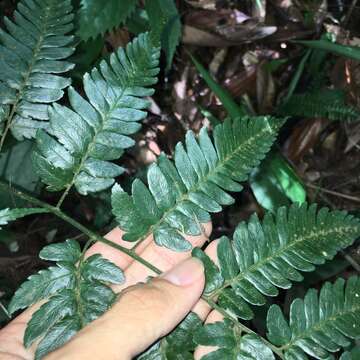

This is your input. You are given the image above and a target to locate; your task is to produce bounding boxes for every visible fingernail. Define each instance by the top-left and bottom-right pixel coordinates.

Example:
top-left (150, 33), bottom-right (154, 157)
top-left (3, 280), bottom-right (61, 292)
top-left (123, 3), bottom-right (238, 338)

top-left (160, 258), bottom-right (204, 286)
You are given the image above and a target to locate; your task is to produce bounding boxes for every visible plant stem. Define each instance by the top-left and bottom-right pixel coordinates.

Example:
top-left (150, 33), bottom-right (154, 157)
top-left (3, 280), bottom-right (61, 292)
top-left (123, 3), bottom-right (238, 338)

top-left (0, 180), bottom-right (284, 358)
top-left (0, 180), bottom-right (161, 275)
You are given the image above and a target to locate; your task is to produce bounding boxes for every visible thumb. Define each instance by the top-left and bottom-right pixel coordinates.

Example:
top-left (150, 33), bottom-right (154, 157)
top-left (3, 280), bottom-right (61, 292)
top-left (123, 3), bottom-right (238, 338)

top-left (46, 258), bottom-right (205, 360)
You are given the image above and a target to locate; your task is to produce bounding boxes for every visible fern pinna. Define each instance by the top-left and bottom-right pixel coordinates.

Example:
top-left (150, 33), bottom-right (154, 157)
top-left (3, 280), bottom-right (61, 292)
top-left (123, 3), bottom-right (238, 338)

top-left (77, 0), bottom-right (139, 41)
top-left (111, 116), bottom-right (285, 251)
top-left (0, 0), bottom-right (75, 148)
top-left (194, 276), bottom-right (360, 359)
top-left (279, 89), bottom-right (360, 121)
top-left (193, 203), bottom-right (360, 320)
top-left (32, 33), bottom-right (160, 196)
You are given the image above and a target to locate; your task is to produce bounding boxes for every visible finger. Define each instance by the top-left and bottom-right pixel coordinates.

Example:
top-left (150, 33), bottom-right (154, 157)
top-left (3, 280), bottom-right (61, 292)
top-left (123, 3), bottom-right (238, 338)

top-left (113, 222), bottom-right (212, 292)
top-left (45, 258), bottom-right (205, 360)
top-left (194, 310), bottom-right (224, 360)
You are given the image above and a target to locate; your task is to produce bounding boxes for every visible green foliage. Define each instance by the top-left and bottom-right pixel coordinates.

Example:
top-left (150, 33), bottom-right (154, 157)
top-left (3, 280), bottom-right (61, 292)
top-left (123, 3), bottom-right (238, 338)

top-left (0, 6), bottom-right (359, 357)
top-left (146, 0), bottom-right (182, 71)
top-left (296, 39), bottom-right (360, 62)
top-left (191, 56), bottom-right (246, 118)
top-left (194, 321), bottom-right (275, 360)
top-left (112, 116), bottom-right (284, 251)
top-left (279, 90), bottom-right (360, 121)
top-left (194, 277), bottom-right (360, 359)
top-left (0, 207), bottom-right (47, 229)
top-left (77, 0), bottom-right (181, 70)
top-left (77, 0), bottom-right (138, 41)
top-left (192, 55), bottom-right (306, 213)
top-left (193, 203), bottom-right (360, 320)
top-left (32, 33), bottom-right (160, 195)
top-left (250, 152), bottom-right (306, 212)
top-left (8, 239), bottom-right (124, 359)
top-left (0, 140), bottom-right (40, 208)
top-left (0, 0), bottom-right (75, 141)
top-left (138, 312), bottom-right (202, 359)
top-left (267, 276), bottom-right (360, 359)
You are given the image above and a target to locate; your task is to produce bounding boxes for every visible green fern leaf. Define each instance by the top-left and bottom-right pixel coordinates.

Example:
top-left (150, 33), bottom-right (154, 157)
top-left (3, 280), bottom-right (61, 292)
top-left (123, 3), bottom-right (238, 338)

top-left (194, 320), bottom-right (275, 360)
top-left (8, 239), bottom-right (124, 359)
top-left (146, 0), bottom-right (182, 71)
top-left (0, 207), bottom-right (48, 229)
top-left (138, 312), bottom-right (202, 359)
top-left (0, 0), bottom-right (75, 141)
top-left (112, 116), bottom-right (284, 251)
top-left (279, 89), bottom-right (360, 121)
top-left (77, 0), bottom-right (138, 41)
top-left (267, 276), bottom-right (360, 359)
top-left (32, 33), bottom-right (160, 195)
top-left (193, 203), bottom-right (360, 320)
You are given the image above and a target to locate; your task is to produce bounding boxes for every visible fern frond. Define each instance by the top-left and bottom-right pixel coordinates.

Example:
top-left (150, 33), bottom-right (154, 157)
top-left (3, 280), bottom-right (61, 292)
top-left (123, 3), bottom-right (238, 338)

top-left (0, 0), bottom-right (75, 141)
top-left (267, 276), bottom-right (360, 359)
top-left (193, 203), bottom-right (360, 320)
top-left (0, 207), bottom-right (48, 229)
top-left (77, 0), bottom-right (138, 41)
top-left (194, 322), bottom-right (275, 360)
top-left (32, 33), bottom-right (160, 195)
top-left (279, 90), bottom-right (360, 121)
top-left (111, 116), bottom-right (284, 251)
top-left (8, 239), bottom-right (124, 359)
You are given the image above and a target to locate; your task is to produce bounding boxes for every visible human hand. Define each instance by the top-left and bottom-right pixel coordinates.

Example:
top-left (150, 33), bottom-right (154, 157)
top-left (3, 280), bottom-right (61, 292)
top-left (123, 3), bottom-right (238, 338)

top-left (0, 224), bottom-right (215, 359)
